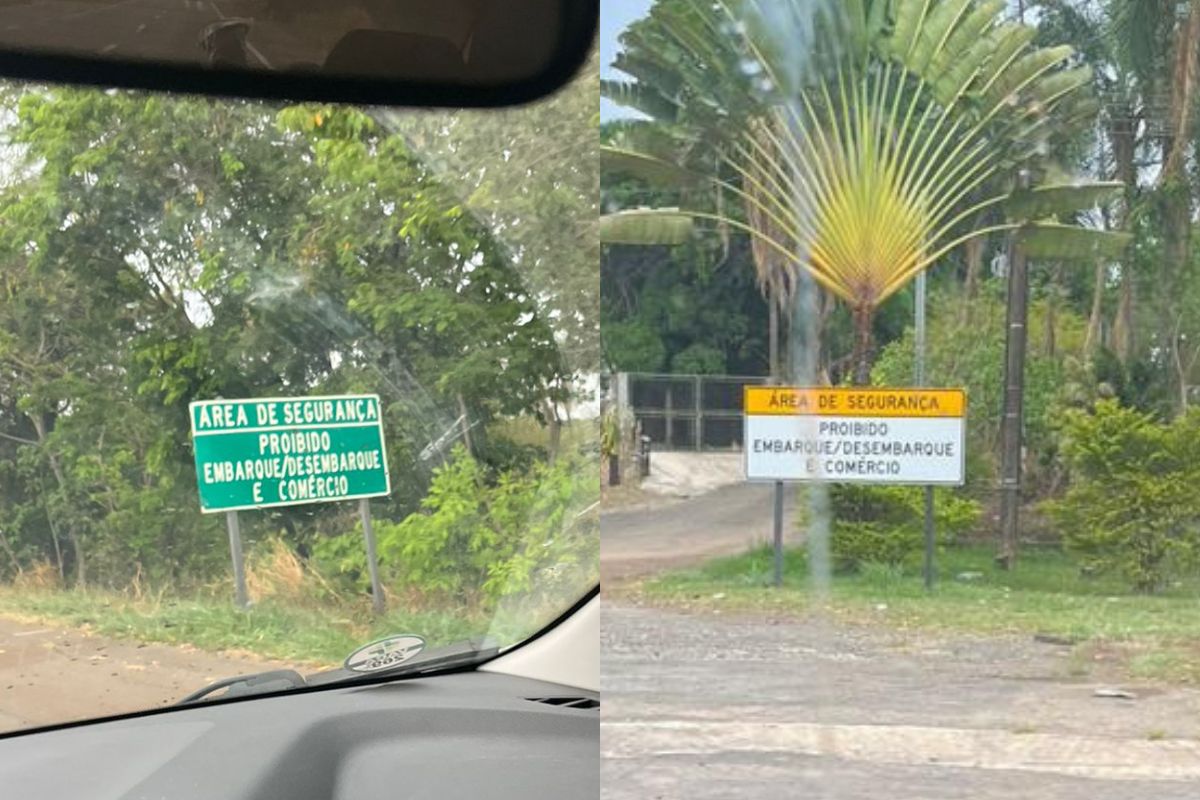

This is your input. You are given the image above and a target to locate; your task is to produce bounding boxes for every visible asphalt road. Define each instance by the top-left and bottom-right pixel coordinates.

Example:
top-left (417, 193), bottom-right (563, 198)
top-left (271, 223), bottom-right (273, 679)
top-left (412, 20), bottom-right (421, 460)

top-left (0, 614), bottom-right (298, 734)
top-left (602, 604), bottom-right (1200, 799)
top-left (601, 489), bottom-right (1200, 799)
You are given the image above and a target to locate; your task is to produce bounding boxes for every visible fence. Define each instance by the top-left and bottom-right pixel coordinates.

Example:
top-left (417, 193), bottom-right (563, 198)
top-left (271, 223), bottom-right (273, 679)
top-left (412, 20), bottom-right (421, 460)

top-left (613, 372), bottom-right (770, 451)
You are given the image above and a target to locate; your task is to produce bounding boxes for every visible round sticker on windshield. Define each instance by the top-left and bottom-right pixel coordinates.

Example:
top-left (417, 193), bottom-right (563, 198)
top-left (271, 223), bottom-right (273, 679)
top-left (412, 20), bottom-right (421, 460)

top-left (343, 635), bottom-right (426, 673)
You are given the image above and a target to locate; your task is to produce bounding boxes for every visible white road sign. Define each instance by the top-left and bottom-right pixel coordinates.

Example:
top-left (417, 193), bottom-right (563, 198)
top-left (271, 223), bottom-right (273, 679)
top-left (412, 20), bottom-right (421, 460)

top-left (744, 387), bottom-right (966, 485)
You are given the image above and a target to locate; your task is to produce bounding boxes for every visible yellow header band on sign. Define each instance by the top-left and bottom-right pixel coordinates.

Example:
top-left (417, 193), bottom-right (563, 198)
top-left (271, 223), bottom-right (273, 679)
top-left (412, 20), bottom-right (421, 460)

top-left (744, 387), bottom-right (966, 418)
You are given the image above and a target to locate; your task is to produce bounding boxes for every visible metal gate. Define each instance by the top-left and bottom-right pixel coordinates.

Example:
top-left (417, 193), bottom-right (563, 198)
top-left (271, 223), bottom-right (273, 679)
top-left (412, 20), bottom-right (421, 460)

top-left (620, 373), bottom-right (769, 451)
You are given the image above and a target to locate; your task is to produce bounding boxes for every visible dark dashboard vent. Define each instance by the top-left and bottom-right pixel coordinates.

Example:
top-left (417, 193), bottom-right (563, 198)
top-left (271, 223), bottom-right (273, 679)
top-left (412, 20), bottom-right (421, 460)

top-left (526, 696), bottom-right (599, 710)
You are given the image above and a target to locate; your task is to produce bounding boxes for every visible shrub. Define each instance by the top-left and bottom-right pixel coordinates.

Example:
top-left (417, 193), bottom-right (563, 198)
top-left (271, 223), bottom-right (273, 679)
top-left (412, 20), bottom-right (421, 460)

top-left (870, 289), bottom-right (1080, 493)
top-left (320, 446), bottom-right (599, 610)
top-left (602, 319), bottom-right (666, 373)
top-left (671, 343), bottom-right (726, 375)
top-left (245, 535), bottom-right (337, 605)
top-left (310, 530), bottom-right (367, 596)
top-left (829, 485), bottom-right (980, 573)
top-left (1047, 400), bottom-right (1200, 593)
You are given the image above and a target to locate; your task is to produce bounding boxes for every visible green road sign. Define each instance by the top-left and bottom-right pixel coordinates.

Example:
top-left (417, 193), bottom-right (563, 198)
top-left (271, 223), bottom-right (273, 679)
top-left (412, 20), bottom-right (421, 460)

top-left (189, 394), bottom-right (391, 513)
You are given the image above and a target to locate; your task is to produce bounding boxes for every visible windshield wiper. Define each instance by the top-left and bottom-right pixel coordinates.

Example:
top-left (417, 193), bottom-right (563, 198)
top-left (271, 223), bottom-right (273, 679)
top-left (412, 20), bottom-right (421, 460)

top-left (178, 669), bottom-right (307, 705)
top-left (178, 638), bottom-right (499, 705)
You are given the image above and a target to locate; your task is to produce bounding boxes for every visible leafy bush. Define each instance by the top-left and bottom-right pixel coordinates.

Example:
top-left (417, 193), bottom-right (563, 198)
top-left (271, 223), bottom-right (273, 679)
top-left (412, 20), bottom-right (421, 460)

top-left (309, 531), bottom-right (368, 596)
top-left (871, 289), bottom-right (1082, 492)
top-left (830, 485), bottom-right (980, 573)
top-left (315, 446), bottom-right (598, 610)
top-left (602, 319), bottom-right (666, 372)
top-left (671, 343), bottom-right (726, 375)
top-left (1047, 400), bottom-right (1200, 593)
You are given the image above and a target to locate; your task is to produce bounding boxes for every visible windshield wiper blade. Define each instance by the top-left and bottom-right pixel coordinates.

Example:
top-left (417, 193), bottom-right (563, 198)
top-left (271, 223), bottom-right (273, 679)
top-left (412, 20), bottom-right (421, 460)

top-left (178, 669), bottom-right (307, 705)
top-left (178, 638), bottom-right (500, 704)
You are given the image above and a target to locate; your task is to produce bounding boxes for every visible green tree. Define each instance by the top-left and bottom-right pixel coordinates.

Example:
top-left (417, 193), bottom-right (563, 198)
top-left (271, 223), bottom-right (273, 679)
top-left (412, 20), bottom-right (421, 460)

top-left (373, 51), bottom-right (600, 452)
top-left (0, 86), bottom-right (577, 592)
top-left (602, 0), bottom-right (1125, 383)
top-left (1049, 400), bottom-right (1200, 592)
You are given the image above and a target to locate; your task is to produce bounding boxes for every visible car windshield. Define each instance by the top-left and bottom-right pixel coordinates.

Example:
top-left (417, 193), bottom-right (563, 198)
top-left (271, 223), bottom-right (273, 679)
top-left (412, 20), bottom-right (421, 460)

top-left (0, 50), bottom-right (597, 732)
top-left (601, 0), bottom-right (1200, 794)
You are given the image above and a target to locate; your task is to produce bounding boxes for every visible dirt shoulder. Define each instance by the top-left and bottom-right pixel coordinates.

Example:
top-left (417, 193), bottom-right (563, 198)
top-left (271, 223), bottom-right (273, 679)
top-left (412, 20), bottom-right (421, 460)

top-left (0, 613), bottom-right (302, 734)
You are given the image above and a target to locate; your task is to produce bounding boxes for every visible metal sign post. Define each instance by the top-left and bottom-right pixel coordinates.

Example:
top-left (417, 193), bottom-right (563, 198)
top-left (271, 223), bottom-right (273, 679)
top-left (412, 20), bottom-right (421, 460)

top-left (915, 270), bottom-right (936, 591)
top-left (359, 497), bottom-right (385, 616)
top-left (769, 369), bottom-right (785, 589)
top-left (772, 479), bottom-right (784, 588)
top-left (225, 510), bottom-right (248, 608)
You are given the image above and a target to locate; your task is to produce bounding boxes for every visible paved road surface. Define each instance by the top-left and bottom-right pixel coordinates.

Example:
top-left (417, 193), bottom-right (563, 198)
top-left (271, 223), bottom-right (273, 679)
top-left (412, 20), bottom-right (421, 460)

top-left (602, 484), bottom-right (796, 582)
top-left (0, 614), bottom-right (300, 733)
top-left (602, 489), bottom-right (1200, 798)
top-left (602, 605), bottom-right (1200, 799)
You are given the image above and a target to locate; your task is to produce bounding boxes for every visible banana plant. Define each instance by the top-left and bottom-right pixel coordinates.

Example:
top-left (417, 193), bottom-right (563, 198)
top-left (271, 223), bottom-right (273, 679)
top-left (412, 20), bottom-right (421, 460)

top-left (602, 0), bottom-right (1130, 383)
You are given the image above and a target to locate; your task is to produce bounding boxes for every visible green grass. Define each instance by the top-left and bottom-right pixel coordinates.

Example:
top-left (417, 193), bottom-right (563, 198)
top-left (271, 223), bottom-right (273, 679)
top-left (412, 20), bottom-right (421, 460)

top-left (639, 544), bottom-right (1200, 682)
top-left (0, 588), bottom-right (485, 668)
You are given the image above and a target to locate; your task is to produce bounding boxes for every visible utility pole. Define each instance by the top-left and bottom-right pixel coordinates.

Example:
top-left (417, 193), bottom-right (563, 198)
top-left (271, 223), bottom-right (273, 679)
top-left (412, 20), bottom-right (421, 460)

top-left (997, 169), bottom-right (1032, 570)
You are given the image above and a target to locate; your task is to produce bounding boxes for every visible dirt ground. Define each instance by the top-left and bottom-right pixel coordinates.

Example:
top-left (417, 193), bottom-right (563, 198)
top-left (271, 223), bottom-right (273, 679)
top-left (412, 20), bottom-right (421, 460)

top-left (0, 614), bottom-right (302, 734)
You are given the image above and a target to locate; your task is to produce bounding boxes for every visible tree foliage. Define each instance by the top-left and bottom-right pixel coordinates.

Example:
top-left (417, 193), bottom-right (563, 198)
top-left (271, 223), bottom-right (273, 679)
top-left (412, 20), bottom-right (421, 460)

top-left (0, 84), bottom-right (593, 600)
top-left (602, 0), bottom-right (1125, 382)
top-left (830, 485), bottom-right (980, 572)
top-left (313, 446), bottom-right (598, 609)
top-left (1049, 401), bottom-right (1200, 592)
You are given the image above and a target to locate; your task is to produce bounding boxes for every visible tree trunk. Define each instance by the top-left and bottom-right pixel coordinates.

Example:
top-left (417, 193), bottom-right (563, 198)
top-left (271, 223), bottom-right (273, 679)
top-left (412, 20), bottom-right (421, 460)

top-left (44, 507), bottom-right (65, 584)
top-left (1114, 268), bottom-right (1135, 363)
top-left (817, 289), bottom-right (834, 384)
top-left (1173, 315), bottom-right (1191, 411)
top-left (768, 297), bottom-right (779, 381)
top-left (29, 411), bottom-right (83, 587)
top-left (1108, 106), bottom-right (1138, 364)
top-left (1044, 264), bottom-right (1062, 358)
top-left (851, 305), bottom-right (874, 386)
top-left (963, 234), bottom-right (985, 319)
top-left (456, 393), bottom-right (474, 455)
top-left (1158, 0), bottom-right (1200, 412)
top-left (997, 234), bottom-right (1029, 572)
top-left (1163, 0), bottom-right (1200, 183)
top-left (67, 528), bottom-right (86, 589)
top-left (780, 304), bottom-right (792, 384)
top-left (542, 398), bottom-right (562, 464)
top-left (1163, 192), bottom-right (1192, 413)
top-left (1085, 259), bottom-right (1105, 355)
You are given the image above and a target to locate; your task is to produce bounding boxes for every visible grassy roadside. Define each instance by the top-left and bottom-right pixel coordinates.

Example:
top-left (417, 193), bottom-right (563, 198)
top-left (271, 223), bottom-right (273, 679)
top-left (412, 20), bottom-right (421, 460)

top-left (0, 588), bottom-right (482, 668)
top-left (632, 545), bottom-right (1200, 684)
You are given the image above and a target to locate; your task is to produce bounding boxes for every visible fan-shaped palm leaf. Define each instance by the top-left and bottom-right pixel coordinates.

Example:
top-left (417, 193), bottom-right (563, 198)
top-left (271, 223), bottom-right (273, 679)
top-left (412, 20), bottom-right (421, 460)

top-left (602, 0), bottom-right (1126, 382)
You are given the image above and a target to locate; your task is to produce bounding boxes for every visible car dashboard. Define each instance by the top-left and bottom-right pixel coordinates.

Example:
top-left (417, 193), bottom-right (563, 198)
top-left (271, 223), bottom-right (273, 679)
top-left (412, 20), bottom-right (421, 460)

top-left (0, 670), bottom-right (599, 799)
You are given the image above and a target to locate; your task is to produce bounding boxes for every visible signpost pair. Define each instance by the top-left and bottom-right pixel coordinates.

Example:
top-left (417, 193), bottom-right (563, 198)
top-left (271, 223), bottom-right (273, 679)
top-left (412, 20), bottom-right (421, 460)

top-left (189, 394), bottom-right (391, 613)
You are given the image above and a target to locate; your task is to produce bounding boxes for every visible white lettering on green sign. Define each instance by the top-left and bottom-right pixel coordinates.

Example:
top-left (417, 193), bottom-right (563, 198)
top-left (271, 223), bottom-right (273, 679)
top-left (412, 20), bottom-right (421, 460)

top-left (189, 394), bottom-right (391, 513)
